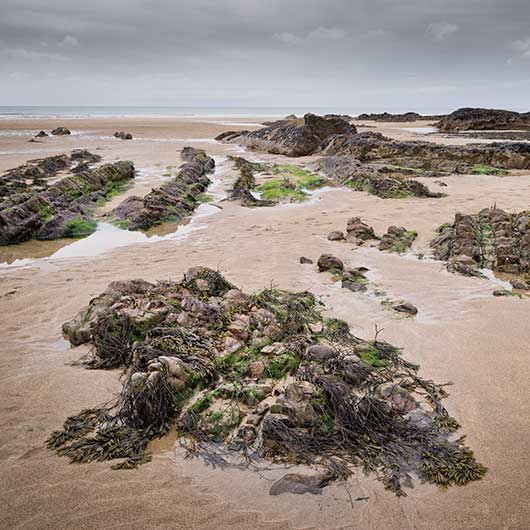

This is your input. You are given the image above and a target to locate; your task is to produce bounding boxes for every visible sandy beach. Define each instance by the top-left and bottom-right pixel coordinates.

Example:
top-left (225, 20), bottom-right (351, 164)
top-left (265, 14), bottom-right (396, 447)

top-left (1, 115), bottom-right (529, 530)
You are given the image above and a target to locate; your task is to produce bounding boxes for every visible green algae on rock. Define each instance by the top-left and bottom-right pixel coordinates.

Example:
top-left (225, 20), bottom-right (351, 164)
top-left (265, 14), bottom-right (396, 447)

top-left (51, 267), bottom-right (486, 496)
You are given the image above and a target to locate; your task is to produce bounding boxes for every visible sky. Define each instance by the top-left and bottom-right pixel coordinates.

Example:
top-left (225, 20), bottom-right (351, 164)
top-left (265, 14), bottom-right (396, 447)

top-left (1, 0), bottom-right (530, 111)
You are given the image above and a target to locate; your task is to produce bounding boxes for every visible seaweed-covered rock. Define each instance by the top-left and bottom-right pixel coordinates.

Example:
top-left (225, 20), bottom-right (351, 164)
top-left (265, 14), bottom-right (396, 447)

top-left (318, 134), bottom-right (530, 170)
top-left (431, 208), bottom-right (530, 276)
top-left (217, 113), bottom-right (356, 157)
top-left (111, 147), bottom-right (214, 230)
top-left (317, 157), bottom-right (442, 199)
top-left (378, 226), bottom-right (417, 253)
top-left (437, 108), bottom-right (530, 132)
top-left (0, 160), bottom-right (134, 245)
top-left (35, 130), bottom-right (48, 138)
top-left (346, 217), bottom-right (377, 242)
top-left (51, 127), bottom-right (71, 135)
top-left (227, 156), bottom-right (275, 207)
top-left (50, 267), bottom-right (486, 496)
top-left (317, 254), bottom-right (344, 272)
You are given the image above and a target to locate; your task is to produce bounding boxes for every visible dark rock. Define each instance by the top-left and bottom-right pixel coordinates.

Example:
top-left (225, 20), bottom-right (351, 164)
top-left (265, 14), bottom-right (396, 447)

top-left (392, 302), bottom-right (418, 315)
top-left (111, 147), bottom-right (214, 230)
top-left (510, 279), bottom-right (529, 290)
top-left (327, 230), bottom-right (344, 241)
top-left (35, 130), bottom-right (48, 137)
top-left (299, 256), bottom-right (313, 264)
top-left (51, 127), bottom-right (71, 135)
top-left (305, 344), bottom-right (337, 361)
top-left (345, 217), bottom-right (377, 242)
top-left (437, 108), bottom-right (530, 132)
top-left (357, 112), bottom-right (444, 122)
top-left (378, 226), bottom-right (417, 253)
top-left (217, 113), bottom-right (357, 157)
top-left (114, 131), bottom-right (133, 140)
top-left (317, 254), bottom-right (344, 272)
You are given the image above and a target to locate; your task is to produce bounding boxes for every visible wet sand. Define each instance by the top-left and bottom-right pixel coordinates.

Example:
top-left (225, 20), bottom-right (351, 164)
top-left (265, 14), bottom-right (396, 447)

top-left (1, 117), bottom-right (529, 529)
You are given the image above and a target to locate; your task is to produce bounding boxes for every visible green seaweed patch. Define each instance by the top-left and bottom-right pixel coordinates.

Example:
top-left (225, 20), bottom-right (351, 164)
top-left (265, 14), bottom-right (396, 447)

top-left (256, 177), bottom-right (308, 202)
top-left (196, 193), bottom-right (214, 203)
top-left (390, 230), bottom-right (418, 253)
top-left (471, 165), bottom-right (508, 176)
top-left (360, 346), bottom-right (390, 368)
top-left (325, 317), bottom-right (350, 335)
top-left (64, 218), bottom-right (97, 238)
top-left (39, 205), bottom-right (55, 222)
top-left (266, 351), bottom-right (300, 379)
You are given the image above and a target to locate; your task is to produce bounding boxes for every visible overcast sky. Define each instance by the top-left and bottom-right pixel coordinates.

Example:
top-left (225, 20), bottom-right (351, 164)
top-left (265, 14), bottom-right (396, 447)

top-left (1, 0), bottom-right (529, 111)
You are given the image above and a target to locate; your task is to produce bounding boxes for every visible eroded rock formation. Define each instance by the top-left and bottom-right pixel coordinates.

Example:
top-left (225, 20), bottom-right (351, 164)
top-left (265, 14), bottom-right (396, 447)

top-left (0, 159), bottom-right (134, 244)
top-left (431, 208), bottom-right (530, 276)
top-left (111, 147), bottom-right (214, 230)
top-left (217, 113), bottom-right (357, 157)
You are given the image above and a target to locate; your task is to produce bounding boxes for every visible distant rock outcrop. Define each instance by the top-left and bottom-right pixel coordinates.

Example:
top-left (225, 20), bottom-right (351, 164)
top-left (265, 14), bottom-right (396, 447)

top-left (217, 113), bottom-right (357, 157)
top-left (357, 112), bottom-right (444, 122)
top-left (111, 147), bottom-right (214, 230)
top-left (51, 127), bottom-right (71, 135)
top-left (437, 108), bottom-right (530, 132)
top-left (114, 131), bottom-right (133, 140)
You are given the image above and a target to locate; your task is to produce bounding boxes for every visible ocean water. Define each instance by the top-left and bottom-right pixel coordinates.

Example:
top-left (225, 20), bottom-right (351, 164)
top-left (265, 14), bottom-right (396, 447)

top-left (0, 106), bottom-right (450, 119)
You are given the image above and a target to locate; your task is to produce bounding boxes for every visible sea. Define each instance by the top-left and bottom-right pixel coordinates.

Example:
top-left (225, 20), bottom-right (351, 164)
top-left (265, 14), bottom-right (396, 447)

top-left (0, 106), bottom-right (452, 120)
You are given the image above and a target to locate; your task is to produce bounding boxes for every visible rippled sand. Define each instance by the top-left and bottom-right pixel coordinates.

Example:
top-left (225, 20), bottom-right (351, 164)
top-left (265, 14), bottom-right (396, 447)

top-left (1, 117), bottom-right (529, 529)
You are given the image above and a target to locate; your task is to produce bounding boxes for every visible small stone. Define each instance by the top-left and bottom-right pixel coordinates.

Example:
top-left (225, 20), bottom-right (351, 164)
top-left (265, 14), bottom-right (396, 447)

top-left (249, 360), bottom-right (265, 378)
top-left (510, 279), bottom-right (529, 290)
top-left (299, 256), bottom-right (313, 264)
top-left (305, 344), bottom-right (337, 361)
top-left (317, 253), bottom-right (344, 272)
top-left (392, 302), bottom-right (418, 315)
top-left (269, 473), bottom-right (327, 496)
top-left (327, 230), bottom-right (344, 241)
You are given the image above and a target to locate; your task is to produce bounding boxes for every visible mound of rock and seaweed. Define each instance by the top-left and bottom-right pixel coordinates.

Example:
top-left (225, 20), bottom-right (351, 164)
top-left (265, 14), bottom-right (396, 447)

top-left (0, 150), bottom-right (102, 200)
top-left (437, 108), bottom-right (530, 132)
top-left (114, 131), bottom-right (133, 140)
top-left (0, 156), bottom-right (133, 245)
top-left (227, 156), bottom-right (328, 206)
top-left (431, 207), bottom-right (530, 279)
top-left (110, 147), bottom-right (214, 230)
top-left (216, 113), bottom-right (357, 157)
top-left (51, 266), bottom-right (486, 496)
top-left (317, 157), bottom-right (442, 199)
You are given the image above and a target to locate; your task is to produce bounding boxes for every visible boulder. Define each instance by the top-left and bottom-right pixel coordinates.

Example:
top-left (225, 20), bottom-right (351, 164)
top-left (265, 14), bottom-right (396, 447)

top-left (305, 343), bottom-right (337, 361)
top-left (299, 256), bottom-right (313, 264)
top-left (35, 130), bottom-right (48, 138)
top-left (317, 254), bottom-right (344, 272)
top-left (114, 131), bottom-right (133, 140)
top-left (327, 230), bottom-right (344, 241)
top-left (51, 127), bottom-right (71, 135)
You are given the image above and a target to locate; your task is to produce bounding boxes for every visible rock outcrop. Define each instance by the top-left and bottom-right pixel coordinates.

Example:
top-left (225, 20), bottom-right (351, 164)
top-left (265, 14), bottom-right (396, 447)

top-left (0, 160), bottom-right (134, 245)
top-left (0, 150), bottom-right (102, 200)
top-left (114, 131), bottom-right (133, 140)
top-left (317, 157), bottom-right (442, 199)
top-left (111, 147), bottom-right (214, 230)
top-left (51, 127), bottom-right (71, 135)
top-left (437, 108), bottom-right (530, 132)
top-left (357, 112), bottom-right (444, 122)
top-left (52, 267), bottom-right (486, 495)
top-left (318, 134), bottom-right (530, 170)
top-left (431, 208), bottom-right (530, 276)
top-left (217, 113), bottom-right (357, 157)
top-left (378, 226), bottom-right (417, 253)
top-left (227, 156), bottom-right (275, 207)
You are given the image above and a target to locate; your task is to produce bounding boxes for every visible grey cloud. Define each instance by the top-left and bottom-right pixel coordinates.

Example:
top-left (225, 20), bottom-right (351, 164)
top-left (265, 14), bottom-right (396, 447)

top-left (0, 0), bottom-right (529, 110)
